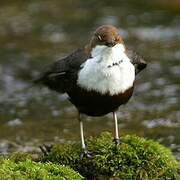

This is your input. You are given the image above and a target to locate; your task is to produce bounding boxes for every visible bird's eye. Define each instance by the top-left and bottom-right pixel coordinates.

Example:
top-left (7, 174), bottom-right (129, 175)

top-left (97, 35), bottom-right (102, 41)
top-left (114, 37), bottom-right (118, 41)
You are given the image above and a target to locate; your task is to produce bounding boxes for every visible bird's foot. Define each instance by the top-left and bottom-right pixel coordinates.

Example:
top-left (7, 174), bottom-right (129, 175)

top-left (80, 148), bottom-right (94, 159)
top-left (113, 138), bottom-right (121, 145)
top-left (39, 144), bottom-right (53, 156)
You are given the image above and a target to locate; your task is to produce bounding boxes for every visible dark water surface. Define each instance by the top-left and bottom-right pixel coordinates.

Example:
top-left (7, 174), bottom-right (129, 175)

top-left (0, 0), bottom-right (179, 157)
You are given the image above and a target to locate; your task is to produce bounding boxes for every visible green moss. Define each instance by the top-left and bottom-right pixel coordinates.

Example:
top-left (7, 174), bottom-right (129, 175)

top-left (7, 152), bottom-right (33, 163)
top-left (42, 132), bottom-right (180, 179)
top-left (0, 133), bottom-right (179, 179)
top-left (0, 159), bottom-right (83, 180)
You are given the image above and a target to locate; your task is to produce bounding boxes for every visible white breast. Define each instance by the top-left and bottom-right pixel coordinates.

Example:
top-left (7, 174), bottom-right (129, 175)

top-left (77, 44), bottom-right (135, 95)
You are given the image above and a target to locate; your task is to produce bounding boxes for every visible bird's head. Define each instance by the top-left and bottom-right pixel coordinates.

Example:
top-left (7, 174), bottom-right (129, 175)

top-left (90, 25), bottom-right (124, 49)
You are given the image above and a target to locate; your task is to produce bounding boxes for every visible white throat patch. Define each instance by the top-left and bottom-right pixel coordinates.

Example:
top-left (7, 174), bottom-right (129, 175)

top-left (77, 44), bottom-right (135, 95)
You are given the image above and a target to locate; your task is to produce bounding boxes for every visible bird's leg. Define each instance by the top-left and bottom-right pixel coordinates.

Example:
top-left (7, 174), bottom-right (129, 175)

top-left (113, 111), bottom-right (120, 145)
top-left (78, 112), bottom-right (86, 150)
top-left (78, 112), bottom-right (92, 158)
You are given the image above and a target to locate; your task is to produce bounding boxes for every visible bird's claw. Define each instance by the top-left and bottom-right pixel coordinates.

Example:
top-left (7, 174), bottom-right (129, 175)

top-left (39, 144), bottom-right (53, 156)
top-left (80, 148), bottom-right (94, 159)
top-left (113, 138), bottom-right (121, 145)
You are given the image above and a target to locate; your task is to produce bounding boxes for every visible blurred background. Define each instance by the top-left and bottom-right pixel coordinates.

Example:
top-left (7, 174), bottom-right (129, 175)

top-left (0, 0), bottom-right (179, 157)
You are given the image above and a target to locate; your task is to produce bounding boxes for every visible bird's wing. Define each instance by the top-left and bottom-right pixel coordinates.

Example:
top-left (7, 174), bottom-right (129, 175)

top-left (33, 49), bottom-right (90, 92)
top-left (126, 48), bottom-right (147, 75)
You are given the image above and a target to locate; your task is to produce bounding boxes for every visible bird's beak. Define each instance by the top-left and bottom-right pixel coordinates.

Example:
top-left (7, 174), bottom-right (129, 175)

top-left (106, 41), bottom-right (116, 47)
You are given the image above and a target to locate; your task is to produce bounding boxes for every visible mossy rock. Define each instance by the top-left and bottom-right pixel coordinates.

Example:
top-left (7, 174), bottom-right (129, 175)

top-left (7, 152), bottom-right (33, 163)
top-left (0, 158), bottom-right (83, 180)
top-left (42, 132), bottom-right (180, 179)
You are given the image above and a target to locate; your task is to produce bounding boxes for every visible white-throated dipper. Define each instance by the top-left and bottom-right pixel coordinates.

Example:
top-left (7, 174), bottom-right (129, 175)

top-left (34, 25), bottom-right (147, 157)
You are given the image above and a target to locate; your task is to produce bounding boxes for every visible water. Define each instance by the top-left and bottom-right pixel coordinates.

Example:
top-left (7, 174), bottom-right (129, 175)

top-left (0, 0), bottom-right (179, 157)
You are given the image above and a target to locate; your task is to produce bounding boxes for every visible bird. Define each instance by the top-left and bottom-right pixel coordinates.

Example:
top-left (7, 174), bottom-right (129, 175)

top-left (34, 25), bottom-right (147, 157)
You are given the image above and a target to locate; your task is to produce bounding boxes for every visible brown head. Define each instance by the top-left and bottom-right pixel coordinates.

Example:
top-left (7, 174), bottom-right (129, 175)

top-left (88, 25), bottom-right (124, 50)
